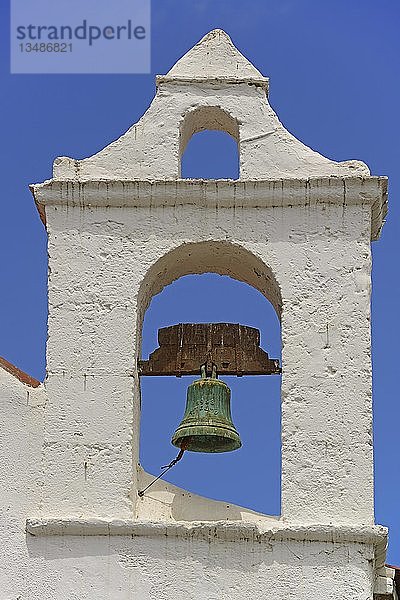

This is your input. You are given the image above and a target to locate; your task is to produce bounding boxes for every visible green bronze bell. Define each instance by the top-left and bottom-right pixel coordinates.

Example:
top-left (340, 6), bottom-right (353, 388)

top-left (171, 365), bottom-right (242, 453)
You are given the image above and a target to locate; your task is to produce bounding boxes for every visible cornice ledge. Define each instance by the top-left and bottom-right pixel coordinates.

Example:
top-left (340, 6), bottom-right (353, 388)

top-left (156, 75), bottom-right (269, 92)
top-left (26, 518), bottom-right (387, 555)
top-left (30, 176), bottom-right (388, 241)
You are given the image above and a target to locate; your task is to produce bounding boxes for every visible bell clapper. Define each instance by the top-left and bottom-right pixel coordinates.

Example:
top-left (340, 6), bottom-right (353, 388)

top-left (161, 446), bottom-right (186, 469)
top-left (137, 446), bottom-right (186, 498)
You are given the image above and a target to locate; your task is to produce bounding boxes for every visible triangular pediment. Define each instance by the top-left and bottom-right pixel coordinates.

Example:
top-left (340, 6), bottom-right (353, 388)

top-left (163, 29), bottom-right (268, 88)
top-left (44, 28), bottom-right (373, 184)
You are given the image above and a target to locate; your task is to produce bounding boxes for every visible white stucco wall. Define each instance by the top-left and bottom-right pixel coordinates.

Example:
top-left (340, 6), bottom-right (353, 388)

top-left (39, 190), bottom-right (378, 526)
top-left (0, 368), bottom-right (45, 597)
top-left (20, 527), bottom-right (382, 600)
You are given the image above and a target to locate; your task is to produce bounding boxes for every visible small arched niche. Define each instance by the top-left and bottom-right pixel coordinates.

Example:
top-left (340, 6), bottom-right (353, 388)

top-left (179, 107), bottom-right (240, 179)
top-left (136, 241), bottom-right (282, 516)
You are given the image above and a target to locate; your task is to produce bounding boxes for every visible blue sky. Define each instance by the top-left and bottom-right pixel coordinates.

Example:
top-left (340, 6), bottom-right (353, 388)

top-left (1, 0), bottom-right (400, 562)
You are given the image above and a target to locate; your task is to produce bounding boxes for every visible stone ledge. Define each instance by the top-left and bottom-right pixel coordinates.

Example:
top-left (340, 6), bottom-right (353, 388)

top-left (156, 76), bottom-right (270, 93)
top-left (26, 518), bottom-right (387, 562)
top-left (31, 176), bottom-right (387, 241)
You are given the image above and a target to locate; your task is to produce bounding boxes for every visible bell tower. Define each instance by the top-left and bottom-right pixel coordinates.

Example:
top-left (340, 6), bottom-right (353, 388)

top-left (22, 29), bottom-right (392, 598)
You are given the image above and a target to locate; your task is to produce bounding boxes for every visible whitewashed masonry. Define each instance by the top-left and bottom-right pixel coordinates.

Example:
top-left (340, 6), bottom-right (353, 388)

top-left (0, 29), bottom-right (392, 599)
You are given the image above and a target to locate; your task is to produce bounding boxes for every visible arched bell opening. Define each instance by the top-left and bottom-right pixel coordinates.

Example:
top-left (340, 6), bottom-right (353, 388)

top-left (135, 241), bottom-right (282, 516)
top-left (179, 106), bottom-right (240, 179)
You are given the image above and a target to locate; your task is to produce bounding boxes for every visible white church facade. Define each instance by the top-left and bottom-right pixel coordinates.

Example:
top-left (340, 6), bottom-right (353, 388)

top-left (0, 29), bottom-right (395, 599)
